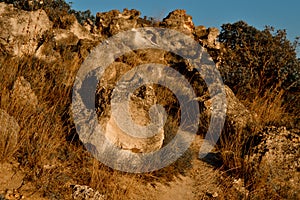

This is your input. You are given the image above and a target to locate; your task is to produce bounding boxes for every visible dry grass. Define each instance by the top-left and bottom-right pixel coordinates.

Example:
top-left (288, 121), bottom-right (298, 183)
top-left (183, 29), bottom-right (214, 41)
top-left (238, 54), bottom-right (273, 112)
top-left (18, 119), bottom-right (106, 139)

top-left (1, 48), bottom-right (297, 199)
top-left (241, 89), bottom-right (288, 127)
top-left (0, 48), bottom-right (204, 199)
top-left (0, 54), bottom-right (132, 199)
top-left (216, 83), bottom-right (300, 199)
top-left (0, 42), bottom-right (298, 199)
top-left (0, 6), bottom-right (298, 198)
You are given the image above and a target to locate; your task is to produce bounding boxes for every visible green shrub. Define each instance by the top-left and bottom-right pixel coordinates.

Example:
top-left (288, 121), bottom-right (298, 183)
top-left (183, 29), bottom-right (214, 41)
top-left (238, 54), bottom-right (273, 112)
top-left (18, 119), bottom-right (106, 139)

top-left (219, 21), bottom-right (300, 96)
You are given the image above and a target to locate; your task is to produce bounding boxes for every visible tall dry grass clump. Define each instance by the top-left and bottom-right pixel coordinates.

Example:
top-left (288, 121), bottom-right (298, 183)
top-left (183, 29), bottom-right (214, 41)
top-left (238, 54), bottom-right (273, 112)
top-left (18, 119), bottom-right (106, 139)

top-left (0, 49), bottom-right (202, 199)
top-left (0, 54), bottom-right (144, 199)
top-left (216, 87), bottom-right (293, 199)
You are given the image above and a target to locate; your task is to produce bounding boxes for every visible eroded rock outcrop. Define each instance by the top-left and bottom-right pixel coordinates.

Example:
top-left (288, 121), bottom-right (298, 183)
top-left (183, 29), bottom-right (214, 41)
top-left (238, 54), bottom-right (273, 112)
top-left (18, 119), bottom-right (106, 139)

top-left (204, 85), bottom-right (254, 131)
top-left (94, 61), bottom-right (166, 153)
top-left (1, 2), bottom-right (299, 199)
top-left (35, 14), bottom-right (99, 62)
top-left (162, 9), bottom-right (195, 36)
top-left (202, 27), bottom-right (221, 49)
top-left (95, 9), bottom-right (141, 36)
top-left (0, 2), bottom-right (247, 156)
top-left (0, 3), bottom-right (222, 65)
top-left (247, 126), bottom-right (300, 198)
top-left (0, 2), bottom-right (52, 56)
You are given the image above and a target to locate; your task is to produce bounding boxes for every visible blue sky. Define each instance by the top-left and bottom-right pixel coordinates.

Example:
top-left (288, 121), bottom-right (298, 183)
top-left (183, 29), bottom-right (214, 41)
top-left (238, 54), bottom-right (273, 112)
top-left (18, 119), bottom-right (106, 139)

top-left (70, 0), bottom-right (299, 56)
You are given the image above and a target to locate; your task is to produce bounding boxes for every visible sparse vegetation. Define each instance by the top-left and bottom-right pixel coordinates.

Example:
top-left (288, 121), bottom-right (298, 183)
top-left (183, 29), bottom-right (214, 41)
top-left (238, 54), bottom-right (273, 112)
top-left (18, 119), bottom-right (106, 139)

top-left (0, 0), bottom-right (299, 199)
top-left (217, 21), bottom-right (300, 199)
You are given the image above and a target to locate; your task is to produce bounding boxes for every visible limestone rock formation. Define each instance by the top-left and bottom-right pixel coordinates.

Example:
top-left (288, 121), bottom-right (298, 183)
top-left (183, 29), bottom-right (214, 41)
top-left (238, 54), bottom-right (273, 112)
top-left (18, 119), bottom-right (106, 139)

top-left (194, 25), bottom-right (207, 38)
top-left (0, 109), bottom-right (20, 159)
top-left (95, 9), bottom-right (141, 36)
top-left (0, 1), bottom-right (250, 156)
top-left (249, 126), bottom-right (300, 171)
top-left (68, 15), bottom-right (98, 41)
top-left (95, 62), bottom-right (166, 153)
top-left (162, 9), bottom-right (195, 36)
top-left (200, 85), bottom-right (254, 135)
top-left (204, 27), bottom-right (221, 49)
top-left (35, 15), bottom-right (99, 62)
top-left (220, 85), bottom-right (254, 130)
top-left (248, 126), bottom-right (300, 198)
top-left (1, 2), bottom-right (299, 199)
top-left (0, 2), bottom-right (52, 56)
top-left (0, 3), bottom-right (222, 65)
top-left (83, 18), bottom-right (96, 33)
top-left (105, 116), bottom-right (164, 153)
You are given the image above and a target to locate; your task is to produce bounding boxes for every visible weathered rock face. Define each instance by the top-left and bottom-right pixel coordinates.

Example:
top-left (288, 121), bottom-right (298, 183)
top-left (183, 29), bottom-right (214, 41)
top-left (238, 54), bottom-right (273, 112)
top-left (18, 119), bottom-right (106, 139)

top-left (0, 2), bottom-right (100, 62)
top-left (95, 9), bottom-right (141, 36)
top-left (0, 2), bottom-right (52, 56)
top-left (160, 10), bottom-right (221, 63)
top-left (69, 15), bottom-right (98, 40)
top-left (203, 27), bottom-right (221, 49)
top-left (200, 85), bottom-right (255, 135)
top-left (194, 25), bottom-right (207, 38)
top-left (0, 109), bottom-right (20, 159)
top-left (96, 61), bottom-right (166, 153)
top-left (248, 126), bottom-right (300, 199)
top-left (0, 3), bottom-right (247, 156)
top-left (105, 117), bottom-right (164, 153)
top-left (35, 15), bottom-right (100, 62)
top-left (0, 3), bottom-right (222, 65)
top-left (93, 8), bottom-right (221, 53)
top-left (162, 9), bottom-right (195, 36)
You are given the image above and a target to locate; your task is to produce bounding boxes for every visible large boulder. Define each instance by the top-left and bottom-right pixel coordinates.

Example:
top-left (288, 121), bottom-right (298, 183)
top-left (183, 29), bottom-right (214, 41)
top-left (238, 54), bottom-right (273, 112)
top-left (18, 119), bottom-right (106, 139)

top-left (96, 62), bottom-right (165, 153)
top-left (105, 116), bottom-right (164, 153)
top-left (0, 2), bottom-right (52, 56)
top-left (200, 85), bottom-right (255, 135)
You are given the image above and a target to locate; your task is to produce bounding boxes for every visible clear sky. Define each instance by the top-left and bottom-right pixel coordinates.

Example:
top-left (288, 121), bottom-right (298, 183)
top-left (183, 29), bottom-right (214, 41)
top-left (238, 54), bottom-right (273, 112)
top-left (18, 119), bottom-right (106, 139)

top-left (70, 0), bottom-right (299, 56)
